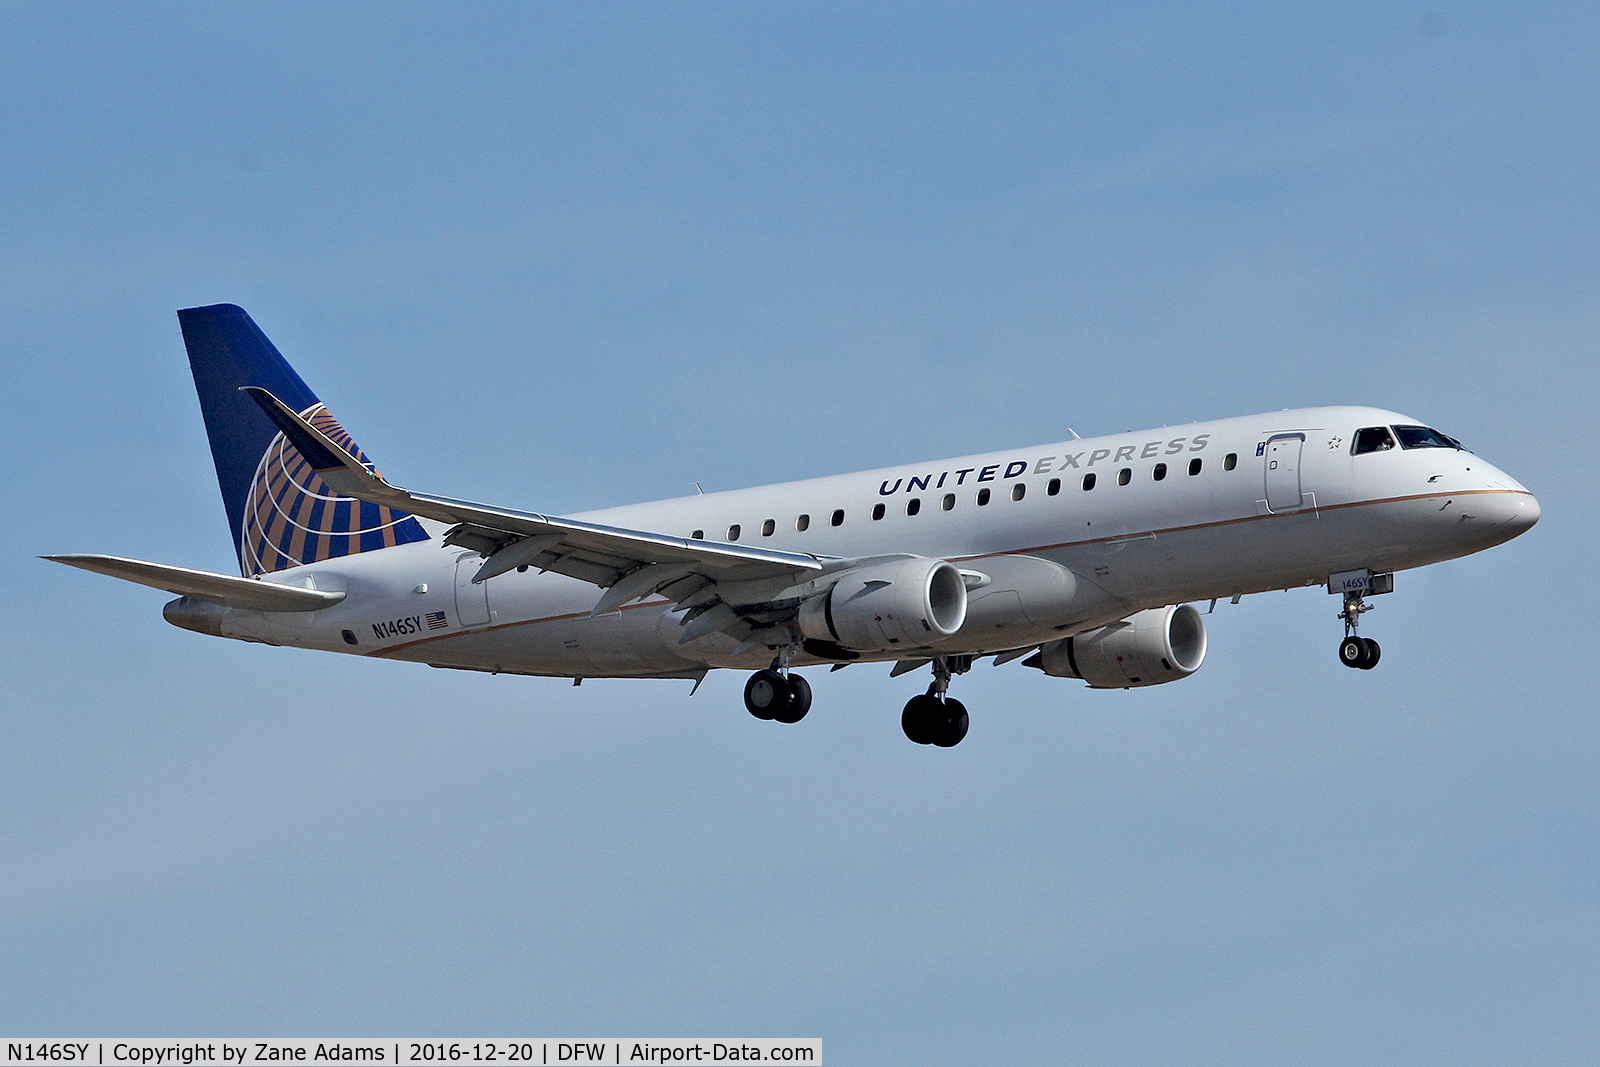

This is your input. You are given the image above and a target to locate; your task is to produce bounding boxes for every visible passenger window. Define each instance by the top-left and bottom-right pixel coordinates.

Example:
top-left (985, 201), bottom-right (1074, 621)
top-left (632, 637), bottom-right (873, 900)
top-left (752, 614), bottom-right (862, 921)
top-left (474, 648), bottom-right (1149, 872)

top-left (872, 503), bottom-right (886, 521)
top-left (1082, 473), bottom-right (1096, 491)
top-left (1153, 463), bottom-right (1167, 481)
top-left (942, 493), bottom-right (955, 511)
top-left (1188, 457), bottom-right (1202, 476)
top-left (795, 514), bottom-right (809, 532)
top-left (907, 498), bottom-right (921, 516)
top-left (1011, 484), bottom-right (1025, 501)
top-left (1224, 453), bottom-right (1237, 471)
top-left (761, 519), bottom-right (775, 536)
top-left (831, 509), bottom-right (844, 527)
top-left (692, 530), bottom-right (703, 540)
top-left (1047, 478), bottom-right (1060, 496)
top-left (727, 524), bottom-right (740, 541)
top-left (977, 488), bottom-right (991, 506)
top-left (1393, 424), bottom-right (1463, 450)
top-left (1117, 467), bottom-right (1131, 486)
top-left (1353, 426), bottom-right (1397, 455)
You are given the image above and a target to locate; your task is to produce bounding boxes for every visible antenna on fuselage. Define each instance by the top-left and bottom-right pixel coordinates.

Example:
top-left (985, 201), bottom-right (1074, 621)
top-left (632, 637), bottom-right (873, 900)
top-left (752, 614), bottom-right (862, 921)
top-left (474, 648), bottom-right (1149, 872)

top-left (1066, 428), bottom-right (1081, 440)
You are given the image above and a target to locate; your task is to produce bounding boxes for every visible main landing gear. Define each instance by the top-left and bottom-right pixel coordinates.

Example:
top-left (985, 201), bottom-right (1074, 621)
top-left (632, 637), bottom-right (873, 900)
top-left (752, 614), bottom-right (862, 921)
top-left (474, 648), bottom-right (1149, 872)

top-left (901, 656), bottom-right (971, 747)
top-left (1338, 592), bottom-right (1381, 670)
top-left (743, 666), bottom-right (812, 724)
top-left (742, 653), bottom-right (974, 745)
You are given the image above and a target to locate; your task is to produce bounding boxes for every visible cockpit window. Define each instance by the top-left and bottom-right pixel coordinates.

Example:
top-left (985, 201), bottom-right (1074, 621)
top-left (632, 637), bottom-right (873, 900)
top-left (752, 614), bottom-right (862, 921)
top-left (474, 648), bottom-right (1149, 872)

top-left (1393, 424), bottom-right (1464, 450)
top-left (1352, 426), bottom-right (1396, 455)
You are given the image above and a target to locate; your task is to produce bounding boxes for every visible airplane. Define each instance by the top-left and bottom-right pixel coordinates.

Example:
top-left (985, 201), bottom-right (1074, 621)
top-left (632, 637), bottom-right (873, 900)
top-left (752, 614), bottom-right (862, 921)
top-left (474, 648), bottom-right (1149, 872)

top-left (47, 304), bottom-right (1541, 747)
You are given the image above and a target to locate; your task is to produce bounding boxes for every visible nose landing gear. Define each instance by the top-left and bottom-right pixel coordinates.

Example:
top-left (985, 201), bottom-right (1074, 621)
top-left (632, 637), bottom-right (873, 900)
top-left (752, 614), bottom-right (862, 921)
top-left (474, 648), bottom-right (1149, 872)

top-left (1338, 593), bottom-right (1381, 670)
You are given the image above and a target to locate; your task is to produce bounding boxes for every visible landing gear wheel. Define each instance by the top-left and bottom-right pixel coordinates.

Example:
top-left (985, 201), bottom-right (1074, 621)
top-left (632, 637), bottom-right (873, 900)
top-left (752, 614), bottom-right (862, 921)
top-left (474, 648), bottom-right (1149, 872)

top-left (744, 669), bottom-right (792, 720)
top-left (772, 673), bottom-right (812, 723)
top-left (902, 693), bottom-right (940, 745)
top-left (901, 692), bottom-right (969, 747)
top-left (1339, 636), bottom-right (1382, 669)
top-left (932, 698), bottom-right (969, 748)
top-left (1339, 636), bottom-right (1367, 669)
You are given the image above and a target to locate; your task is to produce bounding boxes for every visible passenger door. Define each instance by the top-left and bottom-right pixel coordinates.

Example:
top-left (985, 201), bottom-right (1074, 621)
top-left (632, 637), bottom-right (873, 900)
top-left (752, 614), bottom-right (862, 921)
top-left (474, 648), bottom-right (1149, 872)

top-left (1264, 434), bottom-right (1305, 512)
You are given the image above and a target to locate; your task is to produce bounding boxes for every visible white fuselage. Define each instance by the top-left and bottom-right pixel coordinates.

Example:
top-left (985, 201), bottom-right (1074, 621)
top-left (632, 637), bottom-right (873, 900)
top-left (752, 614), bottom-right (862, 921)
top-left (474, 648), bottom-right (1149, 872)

top-left (207, 406), bottom-right (1538, 679)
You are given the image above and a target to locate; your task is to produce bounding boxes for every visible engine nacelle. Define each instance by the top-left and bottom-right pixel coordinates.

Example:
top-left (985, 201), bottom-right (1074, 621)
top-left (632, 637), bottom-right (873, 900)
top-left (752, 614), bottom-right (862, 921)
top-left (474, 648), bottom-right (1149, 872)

top-left (1030, 604), bottom-right (1207, 688)
top-left (798, 557), bottom-right (968, 652)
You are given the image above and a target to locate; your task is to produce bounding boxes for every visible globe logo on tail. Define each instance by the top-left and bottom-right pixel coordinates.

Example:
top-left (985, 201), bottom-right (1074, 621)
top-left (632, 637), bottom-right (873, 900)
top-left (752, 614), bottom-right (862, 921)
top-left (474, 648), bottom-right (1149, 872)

top-left (240, 403), bottom-right (428, 575)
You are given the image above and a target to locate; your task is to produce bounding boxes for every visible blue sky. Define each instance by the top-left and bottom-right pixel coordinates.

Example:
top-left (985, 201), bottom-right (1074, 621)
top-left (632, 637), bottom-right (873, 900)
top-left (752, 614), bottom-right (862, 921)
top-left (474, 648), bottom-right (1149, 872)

top-left (2, 4), bottom-right (1596, 1063)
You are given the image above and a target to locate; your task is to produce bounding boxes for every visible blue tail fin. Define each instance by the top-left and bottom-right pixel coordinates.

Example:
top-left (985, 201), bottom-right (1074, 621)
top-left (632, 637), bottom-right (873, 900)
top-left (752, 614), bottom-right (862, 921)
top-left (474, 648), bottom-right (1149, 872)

top-left (178, 304), bottom-right (429, 576)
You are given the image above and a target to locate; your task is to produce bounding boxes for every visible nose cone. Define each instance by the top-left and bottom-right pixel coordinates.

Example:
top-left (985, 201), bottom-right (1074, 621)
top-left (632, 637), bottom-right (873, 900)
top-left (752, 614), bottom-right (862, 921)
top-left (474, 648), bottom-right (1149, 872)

top-left (1493, 491), bottom-right (1540, 537)
top-left (1460, 488), bottom-right (1539, 552)
top-left (1469, 458), bottom-right (1539, 541)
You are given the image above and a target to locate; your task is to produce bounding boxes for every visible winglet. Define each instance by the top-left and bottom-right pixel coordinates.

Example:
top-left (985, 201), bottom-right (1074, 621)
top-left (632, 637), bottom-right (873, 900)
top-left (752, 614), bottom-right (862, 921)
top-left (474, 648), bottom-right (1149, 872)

top-left (240, 386), bottom-right (359, 471)
top-left (240, 386), bottom-right (410, 508)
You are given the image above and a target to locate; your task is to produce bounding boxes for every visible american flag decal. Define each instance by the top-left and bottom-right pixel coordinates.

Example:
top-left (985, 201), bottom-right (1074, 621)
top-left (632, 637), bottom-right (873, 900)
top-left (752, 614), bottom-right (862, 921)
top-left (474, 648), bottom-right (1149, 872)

top-left (426, 611), bottom-right (448, 630)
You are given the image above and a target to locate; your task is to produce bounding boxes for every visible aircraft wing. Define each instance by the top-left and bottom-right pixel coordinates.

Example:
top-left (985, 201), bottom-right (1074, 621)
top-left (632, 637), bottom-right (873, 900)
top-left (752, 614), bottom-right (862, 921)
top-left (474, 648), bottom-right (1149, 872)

top-left (43, 554), bottom-right (347, 611)
top-left (242, 387), bottom-right (826, 611)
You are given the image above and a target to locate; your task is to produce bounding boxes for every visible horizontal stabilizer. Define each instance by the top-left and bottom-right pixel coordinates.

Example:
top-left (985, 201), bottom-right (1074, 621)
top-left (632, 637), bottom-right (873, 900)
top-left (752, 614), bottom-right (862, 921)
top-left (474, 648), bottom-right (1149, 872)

top-left (43, 554), bottom-right (347, 612)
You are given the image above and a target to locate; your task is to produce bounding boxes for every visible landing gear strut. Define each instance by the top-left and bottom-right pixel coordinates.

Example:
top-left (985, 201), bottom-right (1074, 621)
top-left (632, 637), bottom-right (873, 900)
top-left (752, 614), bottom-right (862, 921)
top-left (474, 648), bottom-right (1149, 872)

top-left (743, 662), bottom-right (812, 724)
top-left (901, 656), bottom-right (971, 747)
top-left (1338, 592), bottom-right (1381, 670)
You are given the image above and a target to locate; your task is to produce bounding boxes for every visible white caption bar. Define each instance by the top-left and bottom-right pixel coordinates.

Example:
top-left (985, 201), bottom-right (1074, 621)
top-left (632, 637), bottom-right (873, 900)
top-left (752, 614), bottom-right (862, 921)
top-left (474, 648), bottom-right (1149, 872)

top-left (1, 1043), bottom-right (819, 1067)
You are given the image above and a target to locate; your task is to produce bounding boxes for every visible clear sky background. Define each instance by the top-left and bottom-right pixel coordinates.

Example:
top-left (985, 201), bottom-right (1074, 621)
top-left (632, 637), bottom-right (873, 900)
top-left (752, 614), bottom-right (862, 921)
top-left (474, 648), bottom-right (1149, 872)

top-left (2, 3), bottom-right (1596, 1064)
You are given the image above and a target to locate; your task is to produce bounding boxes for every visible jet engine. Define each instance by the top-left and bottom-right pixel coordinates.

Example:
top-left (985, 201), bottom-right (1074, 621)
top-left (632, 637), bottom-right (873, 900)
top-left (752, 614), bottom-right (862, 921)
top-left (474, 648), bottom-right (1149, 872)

top-left (798, 556), bottom-right (968, 652)
top-left (1026, 603), bottom-right (1207, 688)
